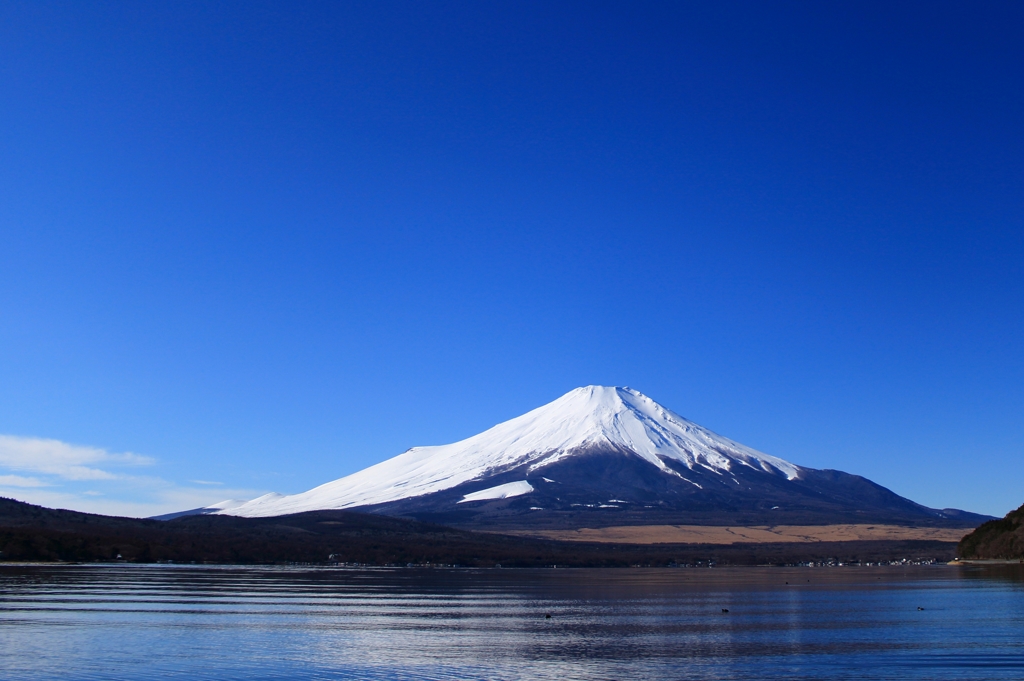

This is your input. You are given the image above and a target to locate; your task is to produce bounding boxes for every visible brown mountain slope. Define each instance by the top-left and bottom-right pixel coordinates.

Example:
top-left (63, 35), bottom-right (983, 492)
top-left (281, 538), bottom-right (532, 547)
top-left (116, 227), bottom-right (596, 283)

top-left (958, 503), bottom-right (1024, 559)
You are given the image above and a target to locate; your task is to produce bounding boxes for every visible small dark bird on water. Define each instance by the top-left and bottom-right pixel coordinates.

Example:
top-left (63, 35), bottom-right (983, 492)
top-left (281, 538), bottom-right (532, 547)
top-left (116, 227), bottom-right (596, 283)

top-left (545, 614), bottom-right (551, 619)
top-left (917, 607), bottom-right (924, 611)
top-left (722, 608), bottom-right (729, 613)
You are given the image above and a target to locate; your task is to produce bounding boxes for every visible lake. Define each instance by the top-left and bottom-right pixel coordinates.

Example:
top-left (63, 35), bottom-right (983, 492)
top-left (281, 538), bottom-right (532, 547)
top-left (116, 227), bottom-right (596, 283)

top-left (1, 564), bottom-right (1022, 680)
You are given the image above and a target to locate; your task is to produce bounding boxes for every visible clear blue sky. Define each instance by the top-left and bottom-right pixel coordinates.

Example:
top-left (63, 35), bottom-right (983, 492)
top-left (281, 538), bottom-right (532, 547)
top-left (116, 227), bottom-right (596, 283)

top-left (1, 1), bottom-right (1021, 518)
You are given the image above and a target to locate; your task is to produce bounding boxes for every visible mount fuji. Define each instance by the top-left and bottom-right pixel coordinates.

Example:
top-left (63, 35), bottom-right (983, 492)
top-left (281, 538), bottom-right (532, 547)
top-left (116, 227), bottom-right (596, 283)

top-left (213, 386), bottom-right (987, 529)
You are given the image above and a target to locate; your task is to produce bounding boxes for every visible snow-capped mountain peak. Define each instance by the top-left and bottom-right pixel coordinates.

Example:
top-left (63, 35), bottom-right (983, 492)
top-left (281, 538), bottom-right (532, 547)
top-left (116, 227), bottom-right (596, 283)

top-left (220, 386), bottom-right (801, 518)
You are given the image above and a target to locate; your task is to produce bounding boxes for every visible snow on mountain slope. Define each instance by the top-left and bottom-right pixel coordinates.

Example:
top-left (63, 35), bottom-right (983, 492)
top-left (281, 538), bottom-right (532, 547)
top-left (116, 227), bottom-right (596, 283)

top-left (149, 497), bottom-right (252, 521)
top-left (205, 499), bottom-right (250, 512)
top-left (458, 480), bottom-right (534, 504)
top-left (221, 386), bottom-right (803, 518)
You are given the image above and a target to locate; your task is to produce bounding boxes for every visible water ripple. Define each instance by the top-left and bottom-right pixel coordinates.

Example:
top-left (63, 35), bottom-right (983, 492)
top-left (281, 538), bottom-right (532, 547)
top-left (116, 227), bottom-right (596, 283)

top-left (1, 564), bottom-right (1023, 680)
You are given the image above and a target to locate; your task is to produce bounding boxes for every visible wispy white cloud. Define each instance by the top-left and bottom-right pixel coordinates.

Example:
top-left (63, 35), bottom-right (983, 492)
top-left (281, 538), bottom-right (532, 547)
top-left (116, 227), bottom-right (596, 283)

top-left (0, 474), bottom-right (49, 488)
top-left (0, 435), bottom-right (154, 481)
top-left (0, 434), bottom-right (264, 518)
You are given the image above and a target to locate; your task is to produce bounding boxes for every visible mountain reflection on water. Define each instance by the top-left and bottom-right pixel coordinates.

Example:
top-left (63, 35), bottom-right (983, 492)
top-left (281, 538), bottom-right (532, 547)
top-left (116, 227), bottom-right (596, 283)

top-left (1, 564), bottom-right (1022, 680)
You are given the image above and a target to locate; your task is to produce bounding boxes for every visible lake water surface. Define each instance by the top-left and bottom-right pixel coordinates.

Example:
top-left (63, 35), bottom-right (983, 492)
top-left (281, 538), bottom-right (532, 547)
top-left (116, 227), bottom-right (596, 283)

top-left (1, 564), bottom-right (1022, 680)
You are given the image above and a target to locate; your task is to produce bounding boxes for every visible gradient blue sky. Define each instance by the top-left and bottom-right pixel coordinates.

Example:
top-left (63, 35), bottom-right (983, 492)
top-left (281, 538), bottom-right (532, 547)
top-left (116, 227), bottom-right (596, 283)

top-left (1, 1), bottom-right (1021, 517)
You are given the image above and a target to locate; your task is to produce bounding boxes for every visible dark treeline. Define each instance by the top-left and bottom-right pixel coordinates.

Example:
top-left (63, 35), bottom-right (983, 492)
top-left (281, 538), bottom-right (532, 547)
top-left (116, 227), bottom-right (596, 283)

top-left (0, 497), bottom-right (957, 566)
top-left (958, 503), bottom-right (1024, 559)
